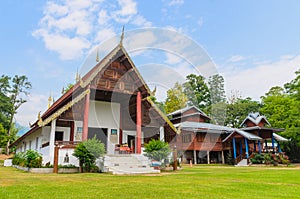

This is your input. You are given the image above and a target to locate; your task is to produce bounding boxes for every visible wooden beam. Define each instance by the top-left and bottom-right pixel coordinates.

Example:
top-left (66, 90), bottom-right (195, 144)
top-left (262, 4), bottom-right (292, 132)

top-left (136, 91), bottom-right (142, 154)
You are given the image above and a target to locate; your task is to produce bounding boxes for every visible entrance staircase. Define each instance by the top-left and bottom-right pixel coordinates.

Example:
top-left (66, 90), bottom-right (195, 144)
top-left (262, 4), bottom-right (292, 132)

top-left (99, 154), bottom-right (160, 175)
top-left (235, 158), bottom-right (249, 167)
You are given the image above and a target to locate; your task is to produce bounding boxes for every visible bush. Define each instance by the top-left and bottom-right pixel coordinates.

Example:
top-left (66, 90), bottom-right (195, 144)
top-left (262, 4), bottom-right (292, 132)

top-left (73, 137), bottom-right (105, 172)
top-left (12, 150), bottom-right (42, 168)
top-left (58, 164), bottom-right (77, 168)
top-left (250, 153), bottom-right (264, 164)
top-left (144, 139), bottom-right (171, 163)
top-left (264, 153), bottom-right (272, 165)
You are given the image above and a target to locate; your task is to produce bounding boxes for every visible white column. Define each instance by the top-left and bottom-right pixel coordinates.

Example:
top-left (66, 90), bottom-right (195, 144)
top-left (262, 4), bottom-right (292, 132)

top-left (193, 150), bottom-right (197, 165)
top-left (49, 119), bottom-right (56, 165)
top-left (207, 151), bottom-right (210, 164)
top-left (221, 151), bottom-right (225, 164)
top-left (159, 126), bottom-right (165, 141)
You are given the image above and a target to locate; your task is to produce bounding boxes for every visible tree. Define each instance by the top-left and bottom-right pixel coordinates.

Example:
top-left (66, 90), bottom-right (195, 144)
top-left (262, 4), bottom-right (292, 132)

top-left (225, 97), bottom-right (261, 127)
top-left (164, 82), bottom-right (188, 114)
top-left (144, 139), bottom-right (171, 163)
top-left (207, 74), bottom-right (226, 124)
top-left (73, 137), bottom-right (105, 172)
top-left (0, 75), bottom-right (11, 130)
top-left (5, 75), bottom-right (31, 154)
top-left (208, 74), bottom-right (226, 104)
top-left (260, 82), bottom-right (300, 161)
top-left (183, 74), bottom-right (210, 110)
top-left (284, 69), bottom-right (300, 99)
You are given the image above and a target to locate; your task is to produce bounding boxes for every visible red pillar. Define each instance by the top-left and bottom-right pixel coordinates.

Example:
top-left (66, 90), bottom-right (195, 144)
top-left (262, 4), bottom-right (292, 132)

top-left (82, 88), bottom-right (90, 141)
top-left (70, 121), bottom-right (74, 142)
top-left (136, 91), bottom-right (142, 154)
top-left (119, 109), bottom-right (123, 145)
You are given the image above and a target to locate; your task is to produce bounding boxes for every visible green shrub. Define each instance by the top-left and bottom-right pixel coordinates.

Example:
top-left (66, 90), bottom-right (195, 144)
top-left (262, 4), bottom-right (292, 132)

top-left (144, 139), bottom-right (171, 163)
top-left (12, 150), bottom-right (42, 168)
top-left (58, 164), bottom-right (77, 168)
top-left (251, 153), bottom-right (264, 164)
top-left (264, 153), bottom-right (272, 165)
top-left (73, 137), bottom-right (105, 172)
top-left (12, 152), bottom-right (26, 166)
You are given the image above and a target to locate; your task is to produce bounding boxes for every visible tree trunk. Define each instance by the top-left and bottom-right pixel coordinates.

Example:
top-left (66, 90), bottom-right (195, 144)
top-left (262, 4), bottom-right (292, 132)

top-left (6, 115), bottom-right (14, 155)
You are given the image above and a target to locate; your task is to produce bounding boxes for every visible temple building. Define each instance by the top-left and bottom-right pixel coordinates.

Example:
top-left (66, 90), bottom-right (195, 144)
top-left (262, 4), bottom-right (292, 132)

top-left (10, 37), bottom-right (177, 174)
top-left (168, 108), bottom-right (288, 166)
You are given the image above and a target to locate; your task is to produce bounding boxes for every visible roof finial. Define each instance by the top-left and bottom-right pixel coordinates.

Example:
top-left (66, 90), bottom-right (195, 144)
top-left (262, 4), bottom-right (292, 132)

top-left (120, 26), bottom-right (124, 47)
top-left (48, 93), bottom-right (52, 109)
top-left (96, 48), bottom-right (99, 62)
top-left (75, 68), bottom-right (80, 82)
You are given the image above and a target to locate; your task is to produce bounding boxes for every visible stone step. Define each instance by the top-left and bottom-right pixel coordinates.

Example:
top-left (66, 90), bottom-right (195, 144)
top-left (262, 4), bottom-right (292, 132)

top-left (101, 154), bottom-right (157, 174)
top-left (236, 159), bottom-right (249, 167)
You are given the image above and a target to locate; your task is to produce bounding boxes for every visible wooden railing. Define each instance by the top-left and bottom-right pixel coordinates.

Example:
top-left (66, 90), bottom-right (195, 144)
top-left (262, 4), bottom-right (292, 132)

top-left (55, 141), bottom-right (81, 148)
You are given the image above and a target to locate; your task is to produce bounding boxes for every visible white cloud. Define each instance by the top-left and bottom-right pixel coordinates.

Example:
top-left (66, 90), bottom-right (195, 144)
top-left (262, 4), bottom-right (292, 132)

top-left (223, 55), bottom-right (300, 100)
top-left (98, 10), bottom-right (110, 25)
top-left (15, 93), bottom-right (48, 126)
top-left (197, 17), bottom-right (203, 27)
top-left (95, 28), bottom-right (116, 43)
top-left (168, 0), bottom-right (184, 6)
top-left (33, 0), bottom-right (153, 61)
top-left (111, 0), bottom-right (137, 23)
top-left (33, 29), bottom-right (91, 60)
top-left (165, 52), bottom-right (182, 64)
top-left (132, 15), bottom-right (152, 27)
top-left (228, 55), bottom-right (246, 63)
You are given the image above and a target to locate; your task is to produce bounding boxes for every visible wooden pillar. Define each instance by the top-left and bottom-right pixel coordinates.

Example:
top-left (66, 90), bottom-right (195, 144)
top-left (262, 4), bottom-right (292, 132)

top-left (193, 150), bottom-right (197, 165)
top-left (136, 91), bottom-right (142, 154)
top-left (173, 146), bottom-right (177, 171)
top-left (245, 138), bottom-right (249, 159)
top-left (70, 121), bottom-right (74, 142)
top-left (53, 143), bottom-right (59, 173)
top-left (239, 141), bottom-right (243, 157)
top-left (253, 140), bottom-right (256, 152)
top-left (207, 151), bottom-right (210, 164)
top-left (119, 109), bottom-right (123, 144)
top-left (265, 140), bottom-right (268, 152)
top-left (258, 140), bottom-right (261, 154)
top-left (233, 138), bottom-right (237, 159)
top-left (82, 87), bottom-right (90, 141)
top-left (221, 150), bottom-right (225, 164)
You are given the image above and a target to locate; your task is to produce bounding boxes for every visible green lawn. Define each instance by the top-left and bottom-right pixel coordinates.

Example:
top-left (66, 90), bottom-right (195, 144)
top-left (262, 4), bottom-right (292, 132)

top-left (0, 165), bottom-right (299, 199)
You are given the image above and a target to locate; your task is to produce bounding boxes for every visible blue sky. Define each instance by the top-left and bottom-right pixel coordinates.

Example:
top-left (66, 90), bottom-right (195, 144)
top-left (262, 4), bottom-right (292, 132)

top-left (1, 0), bottom-right (300, 126)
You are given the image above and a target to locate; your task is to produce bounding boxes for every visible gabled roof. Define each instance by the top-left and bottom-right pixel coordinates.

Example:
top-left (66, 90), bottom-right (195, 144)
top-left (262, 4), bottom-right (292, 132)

top-left (167, 106), bottom-right (210, 120)
top-left (240, 112), bottom-right (271, 127)
top-left (241, 126), bottom-right (284, 132)
top-left (273, 133), bottom-right (289, 142)
top-left (174, 121), bottom-right (232, 134)
top-left (222, 129), bottom-right (263, 142)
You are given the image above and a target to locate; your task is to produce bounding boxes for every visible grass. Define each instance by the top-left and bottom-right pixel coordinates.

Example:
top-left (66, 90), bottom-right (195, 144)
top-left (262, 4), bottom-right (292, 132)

top-left (0, 165), bottom-right (300, 199)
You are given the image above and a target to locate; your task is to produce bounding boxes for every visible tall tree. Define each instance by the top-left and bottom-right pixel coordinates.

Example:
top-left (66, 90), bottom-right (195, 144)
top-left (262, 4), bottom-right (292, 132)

top-left (208, 74), bottom-right (226, 125)
top-left (183, 74), bottom-right (210, 110)
top-left (165, 82), bottom-right (188, 114)
top-left (208, 74), bottom-right (226, 104)
top-left (5, 75), bottom-right (31, 154)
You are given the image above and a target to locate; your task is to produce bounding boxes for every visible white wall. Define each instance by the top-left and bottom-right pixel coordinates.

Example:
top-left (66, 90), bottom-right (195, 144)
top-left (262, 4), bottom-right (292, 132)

top-left (89, 100), bottom-right (120, 154)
